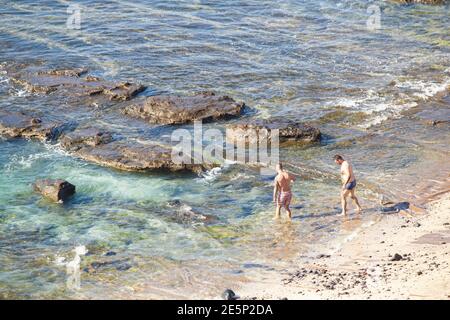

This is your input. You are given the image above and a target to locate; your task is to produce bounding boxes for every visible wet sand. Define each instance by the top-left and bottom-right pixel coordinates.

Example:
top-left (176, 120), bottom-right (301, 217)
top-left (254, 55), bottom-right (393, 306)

top-left (238, 193), bottom-right (450, 300)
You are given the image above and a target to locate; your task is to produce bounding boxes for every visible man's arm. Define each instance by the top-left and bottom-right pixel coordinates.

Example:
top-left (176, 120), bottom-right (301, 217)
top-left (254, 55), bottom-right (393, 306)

top-left (342, 162), bottom-right (351, 187)
top-left (289, 173), bottom-right (296, 182)
top-left (273, 178), bottom-right (279, 203)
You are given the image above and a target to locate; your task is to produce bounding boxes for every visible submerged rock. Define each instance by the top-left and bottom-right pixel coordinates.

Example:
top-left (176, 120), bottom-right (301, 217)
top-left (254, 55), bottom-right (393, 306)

top-left (33, 179), bottom-right (76, 203)
top-left (7, 66), bottom-right (145, 101)
top-left (0, 110), bottom-right (73, 141)
top-left (167, 200), bottom-right (216, 224)
top-left (122, 91), bottom-right (245, 124)
top-left (86, 259), bottom-right (133, 273)
top-left (226, 119), bottom-right (321, 144)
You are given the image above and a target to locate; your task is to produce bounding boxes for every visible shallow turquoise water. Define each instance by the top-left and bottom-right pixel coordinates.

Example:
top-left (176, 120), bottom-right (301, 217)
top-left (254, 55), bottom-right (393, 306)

top-left (0, 0), bottom-right (449, 298)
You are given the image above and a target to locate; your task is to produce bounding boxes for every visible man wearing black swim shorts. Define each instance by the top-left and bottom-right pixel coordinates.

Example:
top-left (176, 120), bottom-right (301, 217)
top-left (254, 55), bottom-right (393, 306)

top-left (334, 155), bottom-right (362, 216)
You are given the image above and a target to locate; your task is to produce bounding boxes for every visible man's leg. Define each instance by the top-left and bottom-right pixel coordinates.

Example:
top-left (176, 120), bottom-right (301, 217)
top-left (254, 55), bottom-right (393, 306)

top-left (275, 204), bottom-right (281, 219)
top-left (339, 189), bottom-right (350, 216)
top-left (350, 189), bottom-right (362, 213)
top-left (285, 205), bottom-right (292, 220)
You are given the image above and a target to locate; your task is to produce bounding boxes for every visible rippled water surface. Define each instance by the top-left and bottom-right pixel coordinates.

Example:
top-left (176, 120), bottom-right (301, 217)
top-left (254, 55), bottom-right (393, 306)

top-left (0, 0), bottom-right (449, 299)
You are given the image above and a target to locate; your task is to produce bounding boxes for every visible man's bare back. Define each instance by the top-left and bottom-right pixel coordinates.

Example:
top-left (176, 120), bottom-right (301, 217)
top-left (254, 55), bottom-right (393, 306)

top-left (273, 163), bottom-right (296, 219)
top-left (275, 171), bottom-right (295, 192)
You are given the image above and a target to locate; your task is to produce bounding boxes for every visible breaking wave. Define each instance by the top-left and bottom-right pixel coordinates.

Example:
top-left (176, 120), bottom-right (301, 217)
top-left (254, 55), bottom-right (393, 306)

top-left (329, 77), bottom-right (450, 129)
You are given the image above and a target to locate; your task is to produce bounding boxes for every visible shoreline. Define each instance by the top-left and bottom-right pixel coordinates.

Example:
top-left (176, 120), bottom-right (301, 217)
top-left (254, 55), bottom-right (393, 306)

top-left (237, 192), bottom-right (450, 300)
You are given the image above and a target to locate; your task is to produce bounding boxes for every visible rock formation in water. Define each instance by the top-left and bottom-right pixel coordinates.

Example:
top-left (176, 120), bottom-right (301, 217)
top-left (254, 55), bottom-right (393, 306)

top-left (33, 179), bottom-right (76, 203)
top-left (6, 66), bottom-right (145, 101)
top-left (1, 64), bottom-right (322, 174)
top-left (226, 119), bottom-right (321, 144)
top-left (60, 128), bottom-right (113, 150)
top-left (166, 199), bottom-right (217, 224)
top-left (122, 91), bottom-right (245, 124)
top-left (60, 127), bottom-right (210, 173)
top-left (0, 110), bottom-right (74, 141)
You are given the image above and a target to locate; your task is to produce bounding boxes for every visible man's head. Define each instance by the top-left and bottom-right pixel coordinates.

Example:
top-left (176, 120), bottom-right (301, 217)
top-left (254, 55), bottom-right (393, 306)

top-left (333, 154), bottom-right (344, 165)
top-left (275, 162), bottom-right (283, 173)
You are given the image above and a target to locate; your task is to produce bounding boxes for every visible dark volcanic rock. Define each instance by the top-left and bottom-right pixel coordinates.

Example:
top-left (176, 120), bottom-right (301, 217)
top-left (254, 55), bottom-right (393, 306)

top-left (60, 128), bottom-right (209, 173)
top-left (122, 91), bottom-right (245, 124)
top-left (390, 253), bottom-right (404, 262)
top-left (381, 202), bottom-right (410, 213)
top-left (33, 179), bottom-right (76, 203)
top-left (222, 289), bottom-right (238, 300)
top-left (7, 66), bottom-right (145, 101)
top-left (0, 110), bottom-right (73, 141)
top-left (226, 119), bottom-right (321, 144)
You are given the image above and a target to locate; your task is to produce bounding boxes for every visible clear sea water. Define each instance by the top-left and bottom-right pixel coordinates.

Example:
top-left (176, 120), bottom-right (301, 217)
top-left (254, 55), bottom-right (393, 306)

top-left (0, 0), bottom-right (449, 299)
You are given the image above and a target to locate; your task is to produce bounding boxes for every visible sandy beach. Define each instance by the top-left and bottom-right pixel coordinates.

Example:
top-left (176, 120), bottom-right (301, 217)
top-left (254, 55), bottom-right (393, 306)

top-left (238, 193), bottom-right (450, 300)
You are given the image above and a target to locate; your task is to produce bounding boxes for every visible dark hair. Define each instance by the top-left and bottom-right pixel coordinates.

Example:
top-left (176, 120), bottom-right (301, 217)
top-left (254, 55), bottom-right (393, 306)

top-left (333, 154), bottom-right (343, 161)
top-left (277, 162), bottom-right (283, 170)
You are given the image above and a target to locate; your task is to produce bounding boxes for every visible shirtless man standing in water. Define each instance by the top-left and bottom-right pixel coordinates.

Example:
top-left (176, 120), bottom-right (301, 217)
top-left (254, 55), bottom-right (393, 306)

top-left (273, 163), bottom-right (296, 219)
top-left (334, 155), bottom-right (362, 216)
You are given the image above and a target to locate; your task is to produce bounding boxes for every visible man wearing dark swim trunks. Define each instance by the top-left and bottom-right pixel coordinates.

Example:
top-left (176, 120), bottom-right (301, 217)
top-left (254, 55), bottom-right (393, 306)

top-left (273, 162), bottom-right (296, 220)
top-left (334, 155), bottom-right (362, 216)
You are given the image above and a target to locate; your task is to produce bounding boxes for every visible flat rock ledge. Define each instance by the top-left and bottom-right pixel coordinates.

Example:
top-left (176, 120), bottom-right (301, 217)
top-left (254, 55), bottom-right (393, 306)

top-left (0, 110), bottom-right (73, 141)
top-left (60, 128), bottom-right (210, 174)
top-left (6, 66), bottom-right (145, 101)
top-left (33, 179), bottom-right (76, 203)
top-left (226, 119), bottom-right (321, 144)
top-left (122, 91), bottom-right (245, 124)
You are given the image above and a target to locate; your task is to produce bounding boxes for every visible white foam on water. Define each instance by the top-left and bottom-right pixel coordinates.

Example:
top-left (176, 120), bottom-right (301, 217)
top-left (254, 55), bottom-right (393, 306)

top-left (4, 153), bottom-right (52, 171)
top-left (331, 77), bottom-right (450, 129)
top-left (195, 160), bottom-right (237, 183)
top-left (0, 71), bottom-right (8, 85)
top-left (43, 141), bottom-right (71, 157)
top-left (197, 166), bottom-right (223, 183)
top-left (359, 102), bottom-right (417, 129)
top-left (395, 79), bottom-right (450, 100)
top-left (3, 142), bottom-right (70, 172)
top-left (54, 245), bottom-right (88, 267)
top-left (54, 256), bottom-right (66, 266)
top-left (54, 245), bottom-right (88, 291)
top-left (10, 88), bottom-right (29, 97)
